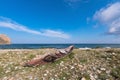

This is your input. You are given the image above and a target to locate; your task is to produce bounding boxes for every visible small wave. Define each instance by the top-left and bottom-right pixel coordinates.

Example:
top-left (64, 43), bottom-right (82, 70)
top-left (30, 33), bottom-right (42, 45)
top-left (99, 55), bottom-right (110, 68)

top-left (79, 47), bottom-right (91, 50)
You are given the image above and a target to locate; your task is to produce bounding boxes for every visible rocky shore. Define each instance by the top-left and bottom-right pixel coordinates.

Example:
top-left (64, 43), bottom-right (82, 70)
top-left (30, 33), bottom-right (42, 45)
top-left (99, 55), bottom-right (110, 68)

top-left (0, 48), bottom-right (120, 80)
top-left (0, 34), bottom-right (11, 44)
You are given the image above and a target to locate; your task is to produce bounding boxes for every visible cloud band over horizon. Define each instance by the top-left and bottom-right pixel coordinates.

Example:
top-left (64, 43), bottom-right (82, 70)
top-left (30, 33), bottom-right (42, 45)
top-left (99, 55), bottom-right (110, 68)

top-left (0, 16), bottom-right (70, 39)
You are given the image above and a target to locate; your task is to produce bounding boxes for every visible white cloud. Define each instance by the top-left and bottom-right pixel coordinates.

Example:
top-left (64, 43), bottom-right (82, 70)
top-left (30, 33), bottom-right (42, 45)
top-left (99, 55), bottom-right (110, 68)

top-left (0, 16), bottom-right (41, 35)
top-left (42, 30), bottom-right (70, 39)
top-left (0, 16), bottom-right (70, 39)
top-left (64, 0), bottom-right (88, 8)
top-left (65, 0), bottom-right (88, 3)
top-left (94, 2), bottom-right (120, 35)
top-left (65, 0), bottom-right (81, 3)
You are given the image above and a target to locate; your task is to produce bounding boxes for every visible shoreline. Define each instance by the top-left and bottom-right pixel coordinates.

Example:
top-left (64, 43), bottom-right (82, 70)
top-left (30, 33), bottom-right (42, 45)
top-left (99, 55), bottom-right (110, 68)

top-left (0, 47), bottom-right (120, 53)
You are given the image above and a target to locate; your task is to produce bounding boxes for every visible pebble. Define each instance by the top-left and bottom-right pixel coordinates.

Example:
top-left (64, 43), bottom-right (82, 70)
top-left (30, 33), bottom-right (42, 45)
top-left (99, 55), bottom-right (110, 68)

top-left (78, 64), bottom-right (83, 68)
top-left (100, 68), bottom-right (106, 71)
top-left (15, 66), bottom-right (18, 70)
top-left (60, 61), bottom-right (64, 66)
top-left (9, 77), bottom-right (13, 80)
top-left (43, 73), bottom-right (47, 76)
top-left (74, 63), bottom-right (77, 66)
top-left (90, 74), bottom-right (96, 80)
top-left (5, 70), bottom-right (10, 73)
top-left (106, 70), bottom-right (110, 74)
top-left (71, 66), bottom-right (74, 69)
top-left (55, 75), bottom-right (57, 77)
top-left (93, 67), bottom-right (96, 71)
top-left (63, 77), bottom-right (66, 79)
top-left (51, 78), bottom-right (54, 80)
top-left (112, 52), bottom-right (115, 55)
top-left (81, 77), bottom-right (86, 80)
top-left (94, 74), bottom-right (98, 79)
top-left (3, 77), bottom-right (7, 80)
top-left (97, 70), bottom-right (101, 73)
top-left (29, 76), bottom-right (33, 80)
top-left (46, 70), bottom-right (49, 74)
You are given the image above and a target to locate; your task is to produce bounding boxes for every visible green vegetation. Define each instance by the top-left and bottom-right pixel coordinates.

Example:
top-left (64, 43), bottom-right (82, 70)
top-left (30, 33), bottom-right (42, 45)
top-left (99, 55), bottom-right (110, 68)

top-left (111, 67), bottom-right (120, 79)
top-left (27, 54), bottom-right (36, 59)
top-left (0, 48), bottom-right (120, 80)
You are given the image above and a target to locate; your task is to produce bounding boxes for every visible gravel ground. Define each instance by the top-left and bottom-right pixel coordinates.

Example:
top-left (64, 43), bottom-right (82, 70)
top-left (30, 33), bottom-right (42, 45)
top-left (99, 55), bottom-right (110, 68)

top-left (0, 48), bottom-right (120, 80)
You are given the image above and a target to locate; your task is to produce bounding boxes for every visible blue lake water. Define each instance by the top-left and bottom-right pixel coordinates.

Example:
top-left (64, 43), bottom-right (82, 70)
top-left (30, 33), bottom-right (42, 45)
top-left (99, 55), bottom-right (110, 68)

top-left (0, 44), bottom-right (120, 49)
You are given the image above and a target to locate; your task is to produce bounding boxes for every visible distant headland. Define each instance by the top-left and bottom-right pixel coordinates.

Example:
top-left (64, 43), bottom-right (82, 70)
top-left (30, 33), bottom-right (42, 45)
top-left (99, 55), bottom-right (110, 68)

top-left (0, 34), bottom-right (11, 44)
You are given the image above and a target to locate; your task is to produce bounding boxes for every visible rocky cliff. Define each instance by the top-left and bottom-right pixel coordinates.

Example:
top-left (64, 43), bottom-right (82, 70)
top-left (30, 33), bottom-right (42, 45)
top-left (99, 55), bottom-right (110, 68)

top-left (0, 34), bottom-right (11, 44)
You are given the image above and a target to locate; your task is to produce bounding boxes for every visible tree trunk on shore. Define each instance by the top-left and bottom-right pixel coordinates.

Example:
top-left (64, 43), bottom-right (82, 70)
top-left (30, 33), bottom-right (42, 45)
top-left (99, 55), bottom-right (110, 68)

top-left (22, 45), bottom-right (74, 67)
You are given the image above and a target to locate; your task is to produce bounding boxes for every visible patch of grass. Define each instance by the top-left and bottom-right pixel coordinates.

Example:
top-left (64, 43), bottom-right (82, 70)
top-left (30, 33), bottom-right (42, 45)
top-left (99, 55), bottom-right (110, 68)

top-left (0, 67), bottom-right (4, 77)
top-left (110, 67), bottom-right (120, 79)
top-left (51, 52), bottom-right (74, 66)
top-left (68, 52), bottom-right (74, 59)
top-left (27, 54), bottom-right (36, 59)
top-left (59, 72), bottom-right (70, 80)
top-left (82, 73), bottom-right (90, 80)
top-left (98, 73), bottom-right (108, 80)
top-left (51, 56), bottom-right (69, 67)
top-left (79, 58), bottom-right (87, 63)
top-left (105, 49), bottom-right (115, 53)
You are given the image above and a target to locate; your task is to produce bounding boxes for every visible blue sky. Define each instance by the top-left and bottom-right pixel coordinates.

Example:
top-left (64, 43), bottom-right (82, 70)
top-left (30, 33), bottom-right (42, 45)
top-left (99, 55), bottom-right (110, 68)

top-left (0, 0), bottom-right (120, 43)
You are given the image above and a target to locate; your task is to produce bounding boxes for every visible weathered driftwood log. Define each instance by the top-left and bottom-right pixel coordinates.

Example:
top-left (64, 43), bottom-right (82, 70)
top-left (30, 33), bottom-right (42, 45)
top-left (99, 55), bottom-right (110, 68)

top-left (22, 45), bottom-right (74, 67)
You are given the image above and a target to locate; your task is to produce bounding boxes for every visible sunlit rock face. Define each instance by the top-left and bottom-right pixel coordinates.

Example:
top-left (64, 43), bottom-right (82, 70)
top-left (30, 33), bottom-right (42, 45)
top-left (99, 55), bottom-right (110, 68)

top-left (0, 34), bottom-right (11, 44)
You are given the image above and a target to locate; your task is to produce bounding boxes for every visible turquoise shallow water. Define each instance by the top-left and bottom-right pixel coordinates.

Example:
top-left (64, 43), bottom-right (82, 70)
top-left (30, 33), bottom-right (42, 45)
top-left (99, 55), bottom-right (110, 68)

top-left (0, 44), bottom-right (120, 49)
